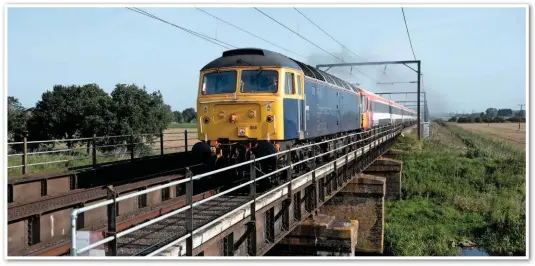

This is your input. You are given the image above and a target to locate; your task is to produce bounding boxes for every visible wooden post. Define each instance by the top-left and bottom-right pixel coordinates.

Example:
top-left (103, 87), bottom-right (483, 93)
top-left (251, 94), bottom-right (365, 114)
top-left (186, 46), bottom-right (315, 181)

top-left (184, 130), bottom-right (188, 152)
top-left (22, 134), bottom-right (28, 175)
top-left (92, 134), bottom-right (97, 166)
top-left (160, 130), bottom-right (164, 155)
top-left (130, 134), bottom-right (135, 160)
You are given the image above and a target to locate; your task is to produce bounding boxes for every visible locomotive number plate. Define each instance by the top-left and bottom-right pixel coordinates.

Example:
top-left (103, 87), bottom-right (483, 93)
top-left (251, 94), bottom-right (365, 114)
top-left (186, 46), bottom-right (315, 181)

top-left (250, 125), bottom-right (258, 130)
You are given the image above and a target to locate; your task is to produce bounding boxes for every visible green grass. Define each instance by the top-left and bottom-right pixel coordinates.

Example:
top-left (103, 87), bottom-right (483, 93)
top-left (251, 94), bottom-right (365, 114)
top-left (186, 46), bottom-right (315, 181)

top-left (385, 122), bottom-right (526, 256)
top-left (167, 122), bottom-right (198, 129)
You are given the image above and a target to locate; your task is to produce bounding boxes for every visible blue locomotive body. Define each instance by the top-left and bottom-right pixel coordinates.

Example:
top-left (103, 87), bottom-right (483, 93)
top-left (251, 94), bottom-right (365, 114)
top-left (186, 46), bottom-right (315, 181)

top-left (283, 77), bottom-right (361, 140)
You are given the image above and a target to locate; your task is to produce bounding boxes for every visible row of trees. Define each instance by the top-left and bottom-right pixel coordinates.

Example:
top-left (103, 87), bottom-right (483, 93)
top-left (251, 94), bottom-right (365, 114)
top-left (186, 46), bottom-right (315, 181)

top-left (448, 106), bottom-right (525, 124)
top-left (8, 84), bottom-right (197, 151)
top-left (449, 116), bottom-right (525, 123)
top-left (484, 108), bottom-right (522, 118)
top-left (173, 108), bottom-right (197, 124)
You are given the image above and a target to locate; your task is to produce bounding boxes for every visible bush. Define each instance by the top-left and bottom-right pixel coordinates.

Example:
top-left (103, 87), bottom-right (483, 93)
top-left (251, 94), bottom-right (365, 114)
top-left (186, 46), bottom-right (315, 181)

top-left (457, 117), bottom-right (474, 123)
top-left (492, 116), bottom-right (506, 123)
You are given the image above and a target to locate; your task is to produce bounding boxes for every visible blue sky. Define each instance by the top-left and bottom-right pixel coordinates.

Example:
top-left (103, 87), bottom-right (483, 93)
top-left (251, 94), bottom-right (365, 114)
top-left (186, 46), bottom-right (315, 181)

top-left (7, 6), bottom-right (526, 114)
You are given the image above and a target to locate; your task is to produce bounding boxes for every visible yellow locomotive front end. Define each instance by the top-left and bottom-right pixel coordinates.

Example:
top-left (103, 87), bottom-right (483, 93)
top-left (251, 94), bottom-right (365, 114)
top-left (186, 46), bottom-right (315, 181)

top-left (196, 66), bottom-right (284, 144)
top-left (191, 48), bottom-right (306, 177)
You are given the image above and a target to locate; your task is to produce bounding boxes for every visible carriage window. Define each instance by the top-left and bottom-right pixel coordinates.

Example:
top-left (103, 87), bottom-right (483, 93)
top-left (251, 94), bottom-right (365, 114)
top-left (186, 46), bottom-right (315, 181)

top-left (285, 72), bottom-right (295, 95)
top-left (296, 74), bottom-right (302, 95)
top-left (202, 71), bottom-right (237, 95)
top-left (240, 70), bottom-right (279, 93)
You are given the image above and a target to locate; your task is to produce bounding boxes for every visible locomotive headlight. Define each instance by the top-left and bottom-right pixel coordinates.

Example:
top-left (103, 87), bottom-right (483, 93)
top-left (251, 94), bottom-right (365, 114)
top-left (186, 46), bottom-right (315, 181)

top-left (203, 116), bottom-right (210, 124)
top-left (218, 112), bottom-right (225, 119)
top-left (266, 115), bottom-right (274, 123)
top-left (248, 110), bottom-right (256, 118)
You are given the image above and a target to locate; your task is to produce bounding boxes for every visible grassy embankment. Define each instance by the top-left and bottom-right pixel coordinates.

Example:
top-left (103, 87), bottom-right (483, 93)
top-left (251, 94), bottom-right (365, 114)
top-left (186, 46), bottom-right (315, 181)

top-left (384, 121), bottom-right (526, 256)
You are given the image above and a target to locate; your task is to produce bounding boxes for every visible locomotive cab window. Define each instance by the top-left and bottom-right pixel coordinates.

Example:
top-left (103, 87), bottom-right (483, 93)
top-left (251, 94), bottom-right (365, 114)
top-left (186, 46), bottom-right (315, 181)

top-left (201, 71), bottom-right (237, 95)
top-left (285, 72), bottom-right (295, 95)
top-left (240, 70), bottom-right (279, 93)
top-left (296, 74), bottom-right (302, 95)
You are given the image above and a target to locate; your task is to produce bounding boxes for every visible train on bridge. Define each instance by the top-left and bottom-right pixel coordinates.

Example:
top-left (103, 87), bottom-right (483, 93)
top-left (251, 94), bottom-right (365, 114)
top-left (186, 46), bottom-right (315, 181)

top-left (192, 48), bottom-right (417, 184)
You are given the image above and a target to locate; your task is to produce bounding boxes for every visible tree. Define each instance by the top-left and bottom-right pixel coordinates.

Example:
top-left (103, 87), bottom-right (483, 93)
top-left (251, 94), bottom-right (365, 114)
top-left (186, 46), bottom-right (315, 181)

top-left (173, 111), bottom-right (183, 123)
top-left (182, 108), bottom-right (197, 123)
top-left (497, 108), bottom-right (513, 117)
top-left (8, 96), bottom-right (29, 142)
top-left (516, 110), bottom-right (525, 117)
top-left (485, 108), bottom-right (498, 118)
top-left (480, 112), bottom-right (485, 118)
top-left (27, 84), bottom-right (114, 144)
top-left (110, 84), bottom-right (173, 135)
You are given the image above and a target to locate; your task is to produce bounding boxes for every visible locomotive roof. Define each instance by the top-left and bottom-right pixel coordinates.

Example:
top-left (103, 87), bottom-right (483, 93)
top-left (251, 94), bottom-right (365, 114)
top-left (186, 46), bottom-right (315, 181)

top-left (200, 48), bottom-right (302, 71)
top-left (201, 48), bottom-right (360, 92)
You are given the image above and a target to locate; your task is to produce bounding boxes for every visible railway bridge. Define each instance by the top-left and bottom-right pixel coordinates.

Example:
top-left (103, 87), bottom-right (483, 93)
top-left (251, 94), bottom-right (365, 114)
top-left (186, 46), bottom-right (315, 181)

top-left (8, 124), bottom-right (416, 257)
top-left (69, 124), bottom-right (410, 257)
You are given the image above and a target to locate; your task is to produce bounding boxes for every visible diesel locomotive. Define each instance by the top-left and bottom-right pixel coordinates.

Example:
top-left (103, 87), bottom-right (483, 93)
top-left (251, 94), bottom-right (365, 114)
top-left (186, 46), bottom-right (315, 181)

top-left (192, 48), bottom-right (417, 176)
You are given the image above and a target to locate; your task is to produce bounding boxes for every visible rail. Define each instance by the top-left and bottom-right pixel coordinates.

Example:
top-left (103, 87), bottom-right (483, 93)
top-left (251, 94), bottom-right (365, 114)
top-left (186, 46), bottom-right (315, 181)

top-left (7, 129), bottom-right (199, 176)
top-left (69, 123), bottom-right (406, 256)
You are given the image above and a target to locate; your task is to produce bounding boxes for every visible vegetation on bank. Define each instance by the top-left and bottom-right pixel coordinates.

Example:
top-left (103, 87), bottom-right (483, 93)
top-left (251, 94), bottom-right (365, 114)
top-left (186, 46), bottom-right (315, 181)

top-left (384, 121), bottom-right (526, 256)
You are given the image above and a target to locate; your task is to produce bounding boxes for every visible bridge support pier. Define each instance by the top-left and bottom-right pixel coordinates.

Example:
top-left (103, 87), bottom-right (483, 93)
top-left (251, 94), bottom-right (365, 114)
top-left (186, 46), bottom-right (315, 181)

top-left (321, 174), bottom-right (386, 254)
top-left (269, 174), bottom-right (386, 256)
top-left (363, 158), bottom-right (402, 200)
top-left (266, 214), bottom-right (358, 256)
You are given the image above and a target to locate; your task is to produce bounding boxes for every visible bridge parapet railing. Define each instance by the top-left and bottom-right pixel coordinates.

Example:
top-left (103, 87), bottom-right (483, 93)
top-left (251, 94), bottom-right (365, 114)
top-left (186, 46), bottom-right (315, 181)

top-left (69, 123), bottom-right (406, 257)
top-left (7, 129), bottom-right (199, 177)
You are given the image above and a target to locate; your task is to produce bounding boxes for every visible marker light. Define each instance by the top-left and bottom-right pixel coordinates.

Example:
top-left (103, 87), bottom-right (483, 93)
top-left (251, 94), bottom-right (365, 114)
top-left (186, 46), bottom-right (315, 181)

top-left (229, 114), bottom-right (237, 123)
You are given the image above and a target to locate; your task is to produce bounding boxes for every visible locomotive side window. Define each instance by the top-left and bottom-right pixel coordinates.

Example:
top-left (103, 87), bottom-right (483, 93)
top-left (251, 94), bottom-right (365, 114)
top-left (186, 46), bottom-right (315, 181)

top-left (240, 70), bottom-right (279, 93)
top-left (296, 74), bottom-right (302, 95)
top-left (202, 71), bottom-right (237, 95)
top-left (285, 72), bottom-right (295, 95)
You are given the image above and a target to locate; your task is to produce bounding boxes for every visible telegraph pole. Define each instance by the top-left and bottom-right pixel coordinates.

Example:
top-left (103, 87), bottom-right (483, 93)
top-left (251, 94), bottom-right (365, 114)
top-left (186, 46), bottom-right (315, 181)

top-left (518, 104), bottom-right (525, 131)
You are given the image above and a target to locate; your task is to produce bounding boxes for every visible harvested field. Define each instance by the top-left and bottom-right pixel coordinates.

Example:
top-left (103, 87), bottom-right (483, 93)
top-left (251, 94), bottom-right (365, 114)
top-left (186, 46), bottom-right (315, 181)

top-left (453, 122), bottom-right (526, 150)
top-left (151, 128), bottom-right (199, 153)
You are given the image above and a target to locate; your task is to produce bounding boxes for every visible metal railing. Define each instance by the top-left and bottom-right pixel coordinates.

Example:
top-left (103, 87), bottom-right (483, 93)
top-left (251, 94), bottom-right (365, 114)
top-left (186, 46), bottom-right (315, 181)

top-left (7, 129), bottom-right (199, 176)
top-left (69, 123), bottom-right (407, 257)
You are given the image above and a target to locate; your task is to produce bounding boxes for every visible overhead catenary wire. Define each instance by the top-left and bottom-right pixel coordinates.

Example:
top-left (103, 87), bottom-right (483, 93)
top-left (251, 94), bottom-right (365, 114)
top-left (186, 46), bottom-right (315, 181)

top-left (293, 8), bottom-right (366, 61)
top-left (401, 8), bottom-right (417, 60)
top-left (255, 8), bottom-right (379, 83)
top-left (254, 8), bottom-right (345, 63)
top-left (195, 7), bottom-right (307, 60)
top-left (293, 8), bottom-right (379, 83)
top-left (125, 7), bottom-right (237, 50)
top-left (294, 7), bottom-right (378, 82)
